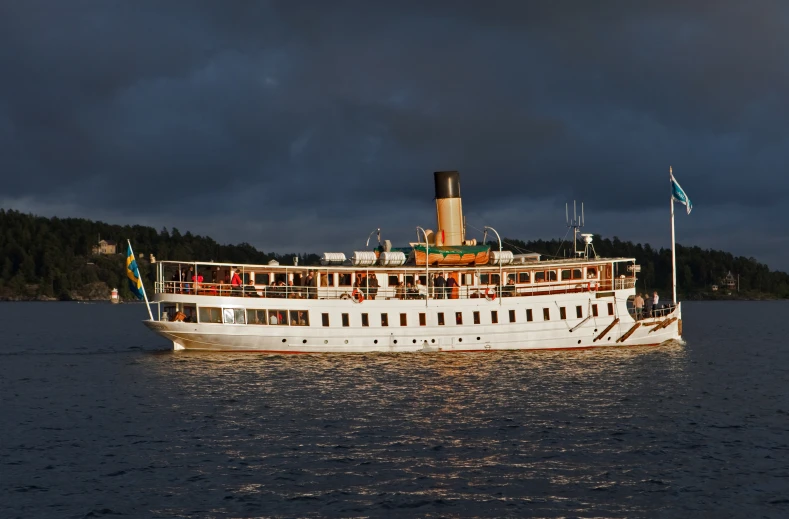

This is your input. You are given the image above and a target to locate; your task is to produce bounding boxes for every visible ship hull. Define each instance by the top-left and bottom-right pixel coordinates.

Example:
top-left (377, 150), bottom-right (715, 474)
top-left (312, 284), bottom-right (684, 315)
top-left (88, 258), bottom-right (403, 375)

top-left (144, 292), bottom-right (682, 353)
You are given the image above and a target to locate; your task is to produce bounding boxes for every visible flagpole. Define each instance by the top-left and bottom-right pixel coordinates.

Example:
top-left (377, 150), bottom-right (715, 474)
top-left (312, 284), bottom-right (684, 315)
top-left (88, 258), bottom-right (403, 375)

top-left (128, 239), bottom-right (154, 320)
top-left (670, 166), bottom-right (677, 305)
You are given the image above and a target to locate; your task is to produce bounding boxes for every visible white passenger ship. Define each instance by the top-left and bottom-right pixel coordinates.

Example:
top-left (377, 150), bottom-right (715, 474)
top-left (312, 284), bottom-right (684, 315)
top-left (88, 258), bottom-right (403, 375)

top-left (144, 171), bottom-right (682, 352)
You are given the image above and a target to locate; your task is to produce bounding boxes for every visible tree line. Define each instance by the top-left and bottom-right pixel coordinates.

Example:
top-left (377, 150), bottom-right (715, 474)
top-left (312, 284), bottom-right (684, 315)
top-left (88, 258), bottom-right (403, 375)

top-left (1, 208), bottom-right (787, 300)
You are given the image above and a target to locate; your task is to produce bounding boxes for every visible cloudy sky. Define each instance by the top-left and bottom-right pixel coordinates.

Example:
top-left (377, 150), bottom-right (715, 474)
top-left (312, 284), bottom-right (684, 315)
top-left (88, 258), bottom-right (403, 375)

top-left (2, 1), bottom-right (788, 270)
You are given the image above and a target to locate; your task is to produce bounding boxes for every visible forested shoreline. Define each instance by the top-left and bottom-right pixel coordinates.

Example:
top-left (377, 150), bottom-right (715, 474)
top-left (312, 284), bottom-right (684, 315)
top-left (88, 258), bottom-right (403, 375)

top-left (1, 209), bottom-right (787, 301)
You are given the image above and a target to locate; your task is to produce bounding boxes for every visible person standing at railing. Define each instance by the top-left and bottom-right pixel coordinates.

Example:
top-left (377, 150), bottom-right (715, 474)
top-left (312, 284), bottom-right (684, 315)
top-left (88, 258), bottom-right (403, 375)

top-left (634, 293), bottom-right (644, 320)
top-left (435, 273), bottom-right (446, 299)
top-left (306, 271), bottom-right (317, 299)
top-left (185, 267), bottom-right (194, 294)
top-left (369, 273), bottom-right (379, 300)
top-left (652, 291), bottom-right (659, 313)
top-left (644, 294), bottom-right (653, 318)
top-left (446, 275), bottom-right (458, 299)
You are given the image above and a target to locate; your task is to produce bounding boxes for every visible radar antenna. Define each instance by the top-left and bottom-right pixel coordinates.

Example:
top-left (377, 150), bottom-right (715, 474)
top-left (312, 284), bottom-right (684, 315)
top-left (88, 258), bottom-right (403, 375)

top-left (565, 201), bottom-right (585, 257)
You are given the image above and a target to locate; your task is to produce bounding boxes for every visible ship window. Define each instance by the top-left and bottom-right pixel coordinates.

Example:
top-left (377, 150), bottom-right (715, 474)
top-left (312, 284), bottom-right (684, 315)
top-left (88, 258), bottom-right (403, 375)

top-left (491, 311), bottom-right (498, 324)
top-left (182, 304), bottom-right (196, 322)
top-left (534, 271), bottom-right (545, 282)
top-left (342, 313), bottom-right (350, 327)
top-left (325, 273), bottom-right (334, 286)
top-left (506, 273), bottom-right (516, 284)
top-left (437, 312), bottom-right (445, 326)
top-left (543, 308), bottom-right (550, 321)
top-left (491, 274), bottom-right (500, 285)
top-left (338, 273), bottom-right (352, 286)
top-left (518, 272), bottom-right (530, 283)
top-left (576, 306), bottom-right (583, 318)
top-left (526, 309), bottom-right (533, 322)
top-left (400, 313), bottom-right (408, 326)
top-left (162, 304), bottom-right (176, 321)
top-left (362, 313), bottom-right (369, 327)
top-left (290, 310), bottom-right (308, 326)
top-left (473, 311), bottom-right (480, 324)
top-left (419, 313), bottom-right (426, 326)
top-left (198, 307), bottom-right (222, 324)
top-left (587, 267), bottom-right (597, 278)
top-left (381, 313), bottom-right (389, 327)
top-left (322, 313), bottom-right (330, 327)
top-left (269, 309), bottom-right (288, 325)
top-left (592, 304), bottom-right (599, 317)
top-left (388, 275), bottom-right (399, 286)
top-left (479, 273), bottom-right (490, 284)
top-left (608, 302), bottom-right (614, 316)
top-left (248, 309), bottom-right (267, 325)
top-left (223, 308), bottom-right (235, 324)
top-left (562, 269), bottom-right (584, 281)
top-left (559, 307), bottom-right (567, 320)
top-left (547, 270), bottom-right (557, 282)
top-left (456, 312), bottom-right (463, 325)
top-left (509, 309), bottom-right (516, 323)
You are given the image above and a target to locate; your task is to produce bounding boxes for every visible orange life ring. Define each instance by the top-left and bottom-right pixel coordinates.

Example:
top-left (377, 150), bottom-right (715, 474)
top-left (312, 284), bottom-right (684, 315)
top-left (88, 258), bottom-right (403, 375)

top-left (352, 288), bottom-right (365, 303)
top-left (588, 282), bottom-right (597, 291)
top-left (485, 287), bottom-right (496, 301)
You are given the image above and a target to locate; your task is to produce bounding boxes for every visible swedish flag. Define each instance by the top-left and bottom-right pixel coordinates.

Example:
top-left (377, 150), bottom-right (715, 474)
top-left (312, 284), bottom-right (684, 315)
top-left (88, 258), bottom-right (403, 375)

top-left (126, 242), bottom-right (144, 300)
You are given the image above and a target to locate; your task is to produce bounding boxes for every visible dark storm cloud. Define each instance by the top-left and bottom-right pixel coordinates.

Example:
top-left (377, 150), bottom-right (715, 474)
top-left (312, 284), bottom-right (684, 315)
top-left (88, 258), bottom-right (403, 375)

top-left (2, 1), bottom-right (789, 268)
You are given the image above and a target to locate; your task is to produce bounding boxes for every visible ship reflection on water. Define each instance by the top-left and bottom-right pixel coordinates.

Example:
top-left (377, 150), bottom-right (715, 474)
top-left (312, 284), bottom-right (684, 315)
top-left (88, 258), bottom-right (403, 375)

top-left (138, 345), bottom-right (688, 516)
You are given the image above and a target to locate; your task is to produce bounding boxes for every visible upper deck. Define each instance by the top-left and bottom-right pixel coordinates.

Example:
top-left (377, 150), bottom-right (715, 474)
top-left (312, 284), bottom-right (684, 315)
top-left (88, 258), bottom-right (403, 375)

top-left (153, 256), bottom-right (638, 301)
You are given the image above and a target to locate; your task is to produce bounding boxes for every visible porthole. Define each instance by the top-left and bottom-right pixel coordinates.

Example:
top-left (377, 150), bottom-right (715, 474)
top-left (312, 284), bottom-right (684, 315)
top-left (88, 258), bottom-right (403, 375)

top-left (577, 340), bottom-right (581, 344)
top-left (374, 339), bottom-right (378, 344)
top-left (281, 339), bottom-right (286, 343)
top-left (412, 339), bottom-right (417, 344)
top-left (393, 340), bottom-right (398, 344)
top-left (324, 340), bottom-right (328, 344)
top-left (302, 339), bottom-right (307, 344)
top-left (608, 337), bottom-right (611, 341)
top-left (476, 337), bottom-right (481, 340)
top-left (458, 338), bottom-right (463, 342)
top-left (594, 328), bottom-right (598, 332)
top-left (431, 339), bottom-right (435, 343)
top-left (344, 339), bottom-right (348, 344)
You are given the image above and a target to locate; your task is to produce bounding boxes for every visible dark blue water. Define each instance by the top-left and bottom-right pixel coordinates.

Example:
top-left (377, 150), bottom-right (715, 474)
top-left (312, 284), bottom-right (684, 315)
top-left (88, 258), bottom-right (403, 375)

top-left (1, 302), bottom-right (787, 518)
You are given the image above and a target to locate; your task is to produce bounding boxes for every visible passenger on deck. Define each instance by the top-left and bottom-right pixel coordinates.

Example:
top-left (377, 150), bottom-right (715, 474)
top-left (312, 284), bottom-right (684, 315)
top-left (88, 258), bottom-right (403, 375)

top-left (634, 293), bottom-right (644, 320)
top-left (395, 281), bottom-right (405, 300)
top-left (231, 269), bottom-right (242, 286)
top-left (504, 278), bottom-right (516, 297)
top-left (644, 295), bottom-right (653, 318)
top-left (305, 271), bottom-right (317, 299)
top-left (415, 278), bottom-right (427, 299)
top-left (369, 274), bottom-right (379, 300)
top-left (446, 275), bottom-right (458, 299)
top-left (435, 273), bottom-right (446, 299)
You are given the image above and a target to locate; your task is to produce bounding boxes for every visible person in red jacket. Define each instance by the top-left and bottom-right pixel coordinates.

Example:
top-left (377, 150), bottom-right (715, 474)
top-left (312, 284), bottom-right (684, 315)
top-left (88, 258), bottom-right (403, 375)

top-left (231, 269), bottom-right (242, 286)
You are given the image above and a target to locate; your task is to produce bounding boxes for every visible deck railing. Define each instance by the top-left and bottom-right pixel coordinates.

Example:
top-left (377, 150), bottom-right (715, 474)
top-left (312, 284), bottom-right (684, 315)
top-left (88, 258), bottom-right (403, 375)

top-left (154, 277), bottom-right (637, 301)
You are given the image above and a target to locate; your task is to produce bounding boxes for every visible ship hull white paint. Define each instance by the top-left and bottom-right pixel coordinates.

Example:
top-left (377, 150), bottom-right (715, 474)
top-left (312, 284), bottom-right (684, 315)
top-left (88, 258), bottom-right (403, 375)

top-left (145, 290), bottom-right (682, 353)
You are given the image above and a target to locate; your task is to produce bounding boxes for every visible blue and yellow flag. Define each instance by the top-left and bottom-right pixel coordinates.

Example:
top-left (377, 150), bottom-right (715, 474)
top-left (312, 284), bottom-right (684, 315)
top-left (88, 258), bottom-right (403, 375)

top-left (126, 242), bottom-right (144, 300)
